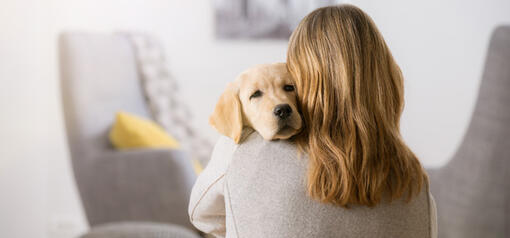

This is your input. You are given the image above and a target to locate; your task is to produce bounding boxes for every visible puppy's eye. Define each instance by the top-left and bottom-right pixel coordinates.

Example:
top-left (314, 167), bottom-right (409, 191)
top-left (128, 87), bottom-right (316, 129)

top-left (249, 90), bottom-right (263, 99)
top-left (283, 85), bottom-right (295, 92)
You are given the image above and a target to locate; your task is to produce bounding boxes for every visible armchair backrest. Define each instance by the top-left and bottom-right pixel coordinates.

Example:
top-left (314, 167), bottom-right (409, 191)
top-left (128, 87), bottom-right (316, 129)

top-left (60, 32), bottom-right (151, 158)
top-left (429, 26), bottom-right (510, 238)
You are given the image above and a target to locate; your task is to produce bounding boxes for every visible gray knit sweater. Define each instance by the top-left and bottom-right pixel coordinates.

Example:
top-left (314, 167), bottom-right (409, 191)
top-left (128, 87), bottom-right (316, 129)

top-left (189, 132), bottom-right (437, 238)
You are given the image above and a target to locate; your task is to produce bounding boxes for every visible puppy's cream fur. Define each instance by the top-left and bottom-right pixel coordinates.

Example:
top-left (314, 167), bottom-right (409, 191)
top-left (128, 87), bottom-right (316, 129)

top-left (210, 63), bottom-right (302, 143)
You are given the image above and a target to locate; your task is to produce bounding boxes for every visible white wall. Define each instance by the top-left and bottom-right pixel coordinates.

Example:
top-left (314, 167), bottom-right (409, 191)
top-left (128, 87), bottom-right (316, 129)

top-left (1, 0), bottom-right (509, 237)
top-left (0, 0), bottom-right (48, 237)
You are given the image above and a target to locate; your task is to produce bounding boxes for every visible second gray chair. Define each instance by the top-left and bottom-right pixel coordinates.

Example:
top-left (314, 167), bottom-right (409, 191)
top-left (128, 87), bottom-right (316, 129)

top-left (428, 26), bottom-right (510, 238)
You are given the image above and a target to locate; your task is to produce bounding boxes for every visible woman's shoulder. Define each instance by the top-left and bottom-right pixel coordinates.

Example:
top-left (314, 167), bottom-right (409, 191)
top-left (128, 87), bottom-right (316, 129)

top-left (236, 129), bottom-right (299, 155)
top-left (213, 129), bottom-right (304, 174)
top-left (215, 128), bottom-right (299, 155)
top-left (227, 130), bottom-right (307, 178)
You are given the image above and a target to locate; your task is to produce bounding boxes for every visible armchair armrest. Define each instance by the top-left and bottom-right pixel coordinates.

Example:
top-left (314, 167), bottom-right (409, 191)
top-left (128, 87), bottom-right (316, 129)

top-left (74, 148), bottom-right (197, 230)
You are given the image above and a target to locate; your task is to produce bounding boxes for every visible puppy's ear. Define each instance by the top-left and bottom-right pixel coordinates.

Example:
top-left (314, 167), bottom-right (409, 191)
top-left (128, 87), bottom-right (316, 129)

top-left (209, 83), bottom-right (243, 143)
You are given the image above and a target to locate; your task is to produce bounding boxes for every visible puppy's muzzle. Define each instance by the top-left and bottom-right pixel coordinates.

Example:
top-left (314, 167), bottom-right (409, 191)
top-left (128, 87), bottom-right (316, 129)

top-left (273, 104), bottom-right (292, 119)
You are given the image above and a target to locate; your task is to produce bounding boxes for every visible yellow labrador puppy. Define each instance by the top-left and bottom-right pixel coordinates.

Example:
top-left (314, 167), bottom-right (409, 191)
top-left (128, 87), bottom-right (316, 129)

top-left (210, 63), bottom-right (302, 143)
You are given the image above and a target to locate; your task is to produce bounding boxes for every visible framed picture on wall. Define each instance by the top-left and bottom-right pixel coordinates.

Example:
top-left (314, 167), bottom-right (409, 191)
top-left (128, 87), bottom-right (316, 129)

top-left (214, 0), bottom-right (343, 40)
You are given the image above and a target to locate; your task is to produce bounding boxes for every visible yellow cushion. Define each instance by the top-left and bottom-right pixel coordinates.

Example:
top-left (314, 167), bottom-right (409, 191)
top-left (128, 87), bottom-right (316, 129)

top-left (109, 111), bottom-right (204, 175)
top-left (109, 112), bottom-right (180, 149)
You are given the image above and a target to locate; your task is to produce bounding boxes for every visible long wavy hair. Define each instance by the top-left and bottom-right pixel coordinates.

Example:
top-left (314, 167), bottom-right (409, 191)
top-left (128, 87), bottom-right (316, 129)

top-left (287, 5), bottom-right (427, 207)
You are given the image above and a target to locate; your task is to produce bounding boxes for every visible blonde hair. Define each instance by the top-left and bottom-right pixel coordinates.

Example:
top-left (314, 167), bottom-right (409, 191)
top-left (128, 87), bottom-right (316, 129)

top-left (287, 5), bottom-right (427, 207)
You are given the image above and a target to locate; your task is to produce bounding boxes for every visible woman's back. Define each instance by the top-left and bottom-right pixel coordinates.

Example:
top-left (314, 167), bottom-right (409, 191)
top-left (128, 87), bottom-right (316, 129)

top-left (190, 132), bottom-right (437, 237)
top-left (223, 132), bottom-right (436, 238)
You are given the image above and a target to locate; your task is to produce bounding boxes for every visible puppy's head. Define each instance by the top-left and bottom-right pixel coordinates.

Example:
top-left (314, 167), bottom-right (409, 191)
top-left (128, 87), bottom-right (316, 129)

top-left (210, 63), bottom-right (302, 143)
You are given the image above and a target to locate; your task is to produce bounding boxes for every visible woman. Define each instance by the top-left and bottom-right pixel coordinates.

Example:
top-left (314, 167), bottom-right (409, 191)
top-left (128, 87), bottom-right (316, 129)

top-left (189, 5), bottom-right (437, 238)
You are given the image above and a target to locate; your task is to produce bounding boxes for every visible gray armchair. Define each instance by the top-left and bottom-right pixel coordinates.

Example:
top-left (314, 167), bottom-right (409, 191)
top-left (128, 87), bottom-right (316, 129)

top-left (59, 33), bottom-right (200, 238)
top-left (428, 26), bottom-right (510, 237)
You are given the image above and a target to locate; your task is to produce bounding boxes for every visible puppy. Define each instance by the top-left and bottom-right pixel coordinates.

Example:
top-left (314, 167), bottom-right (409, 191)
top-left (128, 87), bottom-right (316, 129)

top-left (209, 63), bottom-right (302, 143)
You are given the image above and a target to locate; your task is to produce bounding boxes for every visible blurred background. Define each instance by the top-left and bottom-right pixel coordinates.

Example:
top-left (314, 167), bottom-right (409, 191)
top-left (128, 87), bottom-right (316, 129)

top-left (1, 0), bottom-right (509, 237)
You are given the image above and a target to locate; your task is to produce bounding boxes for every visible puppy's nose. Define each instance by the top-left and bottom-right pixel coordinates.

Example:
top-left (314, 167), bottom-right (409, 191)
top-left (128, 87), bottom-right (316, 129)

top-left (273, 104), bottom-right (292, 119)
